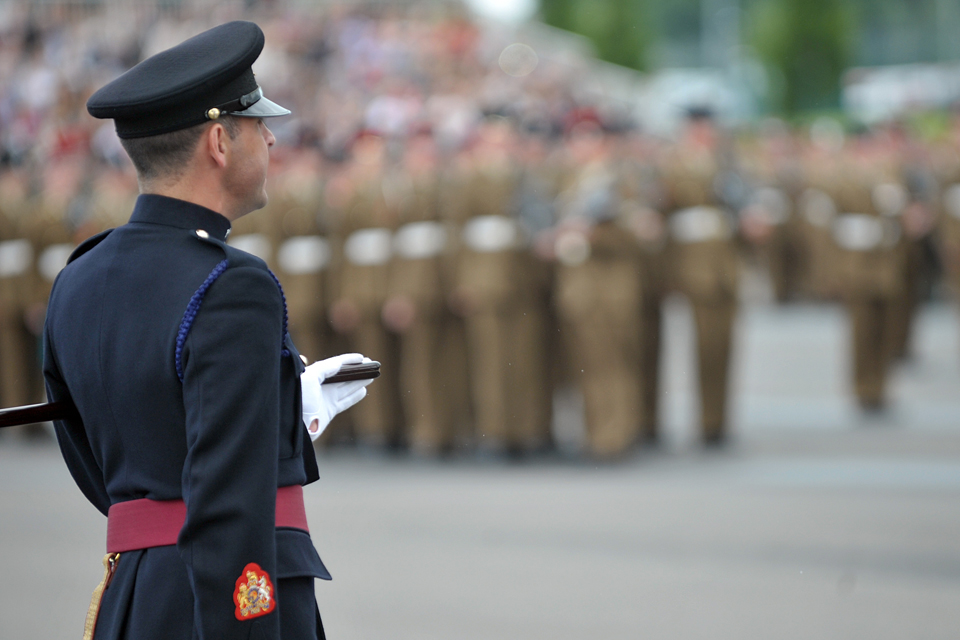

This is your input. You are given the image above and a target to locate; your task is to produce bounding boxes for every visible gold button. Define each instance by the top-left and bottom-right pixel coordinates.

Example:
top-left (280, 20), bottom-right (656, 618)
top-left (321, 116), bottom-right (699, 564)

top-left (206, 108), bottom-right (220, 120)
top-left (300, 355), bottom-right (309, 365)
top-left (196, 229), bottom-right (209, 239)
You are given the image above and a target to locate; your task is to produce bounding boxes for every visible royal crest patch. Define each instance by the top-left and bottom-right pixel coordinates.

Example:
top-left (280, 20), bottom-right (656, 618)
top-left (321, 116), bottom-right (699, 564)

top-left (233, 563), bottom-right (275, 621)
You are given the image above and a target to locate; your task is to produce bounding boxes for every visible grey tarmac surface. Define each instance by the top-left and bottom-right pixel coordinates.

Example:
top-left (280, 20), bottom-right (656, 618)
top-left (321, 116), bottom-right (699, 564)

top-left (3, 300), bottom-right (960, 639)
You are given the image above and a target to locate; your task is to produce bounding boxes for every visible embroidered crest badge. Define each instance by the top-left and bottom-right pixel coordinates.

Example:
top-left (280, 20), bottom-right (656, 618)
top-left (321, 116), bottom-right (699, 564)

top-left (233, 563), bottom-right (275, 621)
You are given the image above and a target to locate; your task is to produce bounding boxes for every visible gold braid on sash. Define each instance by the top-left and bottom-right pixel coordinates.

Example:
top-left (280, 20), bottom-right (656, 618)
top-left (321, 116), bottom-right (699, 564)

top-left (83, 553), bottom-right (120, 640)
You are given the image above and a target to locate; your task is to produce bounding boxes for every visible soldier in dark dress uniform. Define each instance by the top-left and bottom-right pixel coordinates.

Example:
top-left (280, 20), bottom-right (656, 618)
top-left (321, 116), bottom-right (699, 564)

top-left (42, 22), bottom-right (372, 640)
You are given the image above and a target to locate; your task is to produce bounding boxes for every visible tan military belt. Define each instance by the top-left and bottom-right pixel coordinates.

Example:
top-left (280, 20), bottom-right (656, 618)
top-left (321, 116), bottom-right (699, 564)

top-left (872, 183), bottom-right (907, 217)
top-left (228, 233), bottom-right (273, 263)
top-left (461, 215), bottom-right (519, 252)
top-left (277, 235), bottom-right (330, 274)
top-left (832, 213), bottom-right (899, 251)
top-left (668, 206), bottom-right (732, 243)
top-left (745, 187), bottom-right (790, 226)
top-left (944, 184), bottom-right (960, 220)
top-left (393, 221), bottom-right (447, 259)
top-left (801, 188), bottom-right (837, 228)
top-left (554, 229), bottom-right (591, 266)
top-left (38, 243), bottom-right (73, 283)
top-left (344, 228), bottom-right (392, 265)
top-left (0, 239), bottom-right (33, 278)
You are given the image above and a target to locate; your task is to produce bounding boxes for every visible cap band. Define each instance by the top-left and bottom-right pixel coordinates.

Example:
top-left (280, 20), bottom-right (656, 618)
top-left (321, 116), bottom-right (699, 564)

top-left (207, 87), bottom-right (263, 120)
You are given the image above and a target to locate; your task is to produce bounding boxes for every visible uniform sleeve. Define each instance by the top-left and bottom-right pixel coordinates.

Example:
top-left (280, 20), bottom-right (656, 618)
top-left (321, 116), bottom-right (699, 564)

top-left (43, 318), bottom-right (111, 516)
top-left (178, 265), bottom-right (283, 640)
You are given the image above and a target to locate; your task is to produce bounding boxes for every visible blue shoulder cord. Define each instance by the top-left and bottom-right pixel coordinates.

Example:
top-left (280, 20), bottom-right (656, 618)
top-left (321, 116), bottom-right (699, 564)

top-left (175, 261), bottom-right (290, 381)
top-left (266, 269), bottom-right (292, 357)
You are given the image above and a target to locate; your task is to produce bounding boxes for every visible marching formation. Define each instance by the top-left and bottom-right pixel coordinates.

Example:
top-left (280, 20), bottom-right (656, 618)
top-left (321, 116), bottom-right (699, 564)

top-left (3, 109), bottom-right (959, 460)
top-left (0, 3), bottom-right (956, 460)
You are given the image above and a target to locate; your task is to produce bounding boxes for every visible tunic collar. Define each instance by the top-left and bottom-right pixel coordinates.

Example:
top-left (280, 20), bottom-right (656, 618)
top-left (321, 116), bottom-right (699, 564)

top-left (128, 194), bottom-right (232, 242)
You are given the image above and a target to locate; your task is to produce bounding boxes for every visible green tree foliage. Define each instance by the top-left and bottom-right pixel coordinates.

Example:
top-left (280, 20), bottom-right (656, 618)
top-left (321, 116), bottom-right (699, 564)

top-left (747, 0), bottom-right (853, 114)
top-left (540, 0), bottom-right (652, 71)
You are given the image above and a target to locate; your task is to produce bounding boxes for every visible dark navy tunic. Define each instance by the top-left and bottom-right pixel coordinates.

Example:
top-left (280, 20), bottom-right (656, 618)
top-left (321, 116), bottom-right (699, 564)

top-left (43, 194), bottom-right (330, 640)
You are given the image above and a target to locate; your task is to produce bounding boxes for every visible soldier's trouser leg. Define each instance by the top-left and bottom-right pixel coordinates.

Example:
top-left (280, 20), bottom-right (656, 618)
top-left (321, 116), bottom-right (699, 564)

top-left (509, 302), bottom-right (551, 451)
top-left (887, 243), bottom-right (920, 361)
top-left (0, 312), bottom-right (15, 440)
top-left (639, 293), bottom-right (662, 442)
top-left (0, 309), bottom-right (44, 438)
top-left (886, 295), bottom-right (912, 363)
top-left (465, 307), bottom-right (509, 448)
top-left (401, 316), bottom-right (447, 453)
top-left (0, 310), bottom-right (36, 405)
top-left (803, 230), bottom-right (840, 300)
top-left (580, 367), bottom-right (640, 457)
top-left (691, 297), bottom-right (736, 441)
top-left (768, 230), bottom-right (799, 304)
top-left (437, 314), bottom-right (472, 447)
top-left (783, 230), bottom-right (803, 302)
top-left (350, 317), bottom-right (400, 446)
top-left (849, 297), bottom-right (890, 407)
top-left (756, 242), bottom-right (781, 303)
top-left (567, 308), bottom-right (641, 458)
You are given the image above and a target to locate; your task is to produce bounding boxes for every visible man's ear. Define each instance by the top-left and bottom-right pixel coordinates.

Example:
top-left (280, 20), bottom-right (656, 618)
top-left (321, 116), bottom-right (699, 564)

top-left (204, 122), bottom-right (230, 169)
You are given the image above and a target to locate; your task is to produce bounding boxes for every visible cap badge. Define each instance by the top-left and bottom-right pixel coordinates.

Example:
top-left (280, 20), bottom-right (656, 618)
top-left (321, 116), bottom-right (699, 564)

top-left (234, 563), bottom-right (274, 620)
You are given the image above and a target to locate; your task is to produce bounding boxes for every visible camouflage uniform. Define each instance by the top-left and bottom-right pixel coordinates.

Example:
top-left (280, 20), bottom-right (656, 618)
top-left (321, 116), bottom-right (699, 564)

top-left (739, 133), bottom-right (805, 303)
top-left (887, 139), bottom-right (938, 361)
top-left (0, 170), bottom-right (44, 429)
top-left (386, 148), bottom-right (453, 454)
top-left (616, 138), bottom-right (668, 444)
top-left (553, 153), bottom-right (643, 457)
top-left (934, 140), bottom-right (960, 301)
top-left (269, 153), bottom-right (332, 363)
top-left (797, 143), bottom-right (845, 301)
top-left (828, 147), bottom-right (908, 409)
top-left (659, 129), bottom-right (741, 443)
top-left (331, 158), bottom-right (402, 448)
top-left (453, 143), bottom-right (544, 454)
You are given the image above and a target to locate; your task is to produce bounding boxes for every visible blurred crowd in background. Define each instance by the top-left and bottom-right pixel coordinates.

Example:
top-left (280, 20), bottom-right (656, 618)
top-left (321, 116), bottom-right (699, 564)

top-left (2, 1), bottom-right (960, 460)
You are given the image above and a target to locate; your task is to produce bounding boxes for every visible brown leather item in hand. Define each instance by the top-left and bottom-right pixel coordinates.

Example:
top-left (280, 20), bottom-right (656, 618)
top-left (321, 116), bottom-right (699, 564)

top-left (0, 361), bottom-right (381, 428)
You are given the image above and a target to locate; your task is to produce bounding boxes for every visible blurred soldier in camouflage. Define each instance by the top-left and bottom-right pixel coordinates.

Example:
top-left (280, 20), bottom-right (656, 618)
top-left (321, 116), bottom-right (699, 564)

top-left (552, 123), bottom-right (643, 458)
top-left (828, 132), bottom-right (908, 411)
top-left (0, 165), bottom-right (45, 438)
top-left (659, 108), bottom-right (743, 445)
top-left (330, 134), bottom-right (402, 449)
top-left (450, 120), bottom-right (543, 456)
top-left (269, 148), bottom-right (332, 363)
top-left (739, 120), bottom-right (805, 304)
top-left (383, 133), bottom-right (452, 455)
top-left (616, 132), bottom-right (669, 446)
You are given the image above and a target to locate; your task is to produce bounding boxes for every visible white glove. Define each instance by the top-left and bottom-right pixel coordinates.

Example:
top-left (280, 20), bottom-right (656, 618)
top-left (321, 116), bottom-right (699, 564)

top-left (301, 353), bottom-right (374, 441)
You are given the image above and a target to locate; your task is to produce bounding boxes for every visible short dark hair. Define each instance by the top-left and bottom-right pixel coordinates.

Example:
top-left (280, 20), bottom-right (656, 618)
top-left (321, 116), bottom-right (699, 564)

top-left (120, 115), bottom-right (240, 182)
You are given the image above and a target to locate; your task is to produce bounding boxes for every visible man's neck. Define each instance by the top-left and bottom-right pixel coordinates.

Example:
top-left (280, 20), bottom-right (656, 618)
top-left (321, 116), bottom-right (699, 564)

top-left (140, 178), bottom-right (243, 221)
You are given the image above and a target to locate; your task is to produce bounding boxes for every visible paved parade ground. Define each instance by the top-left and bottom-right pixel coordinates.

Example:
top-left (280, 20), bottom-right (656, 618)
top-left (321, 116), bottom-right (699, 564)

top-left (3, 300), bottom-right (960, 639)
